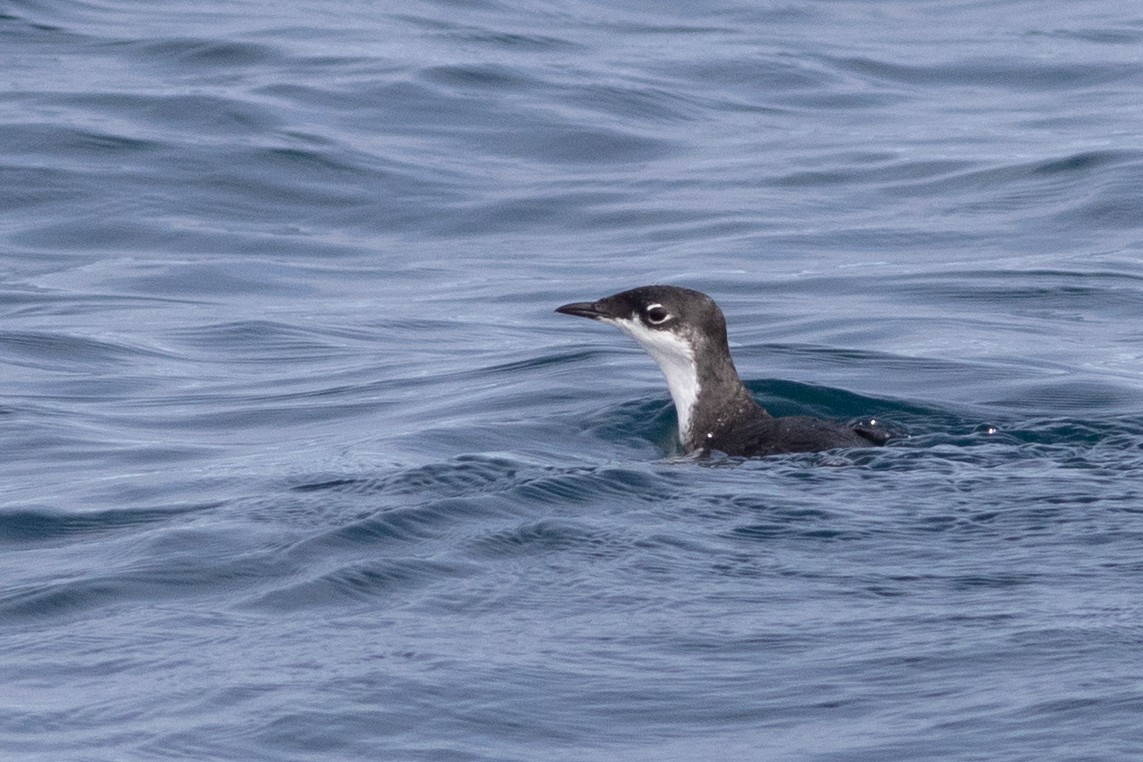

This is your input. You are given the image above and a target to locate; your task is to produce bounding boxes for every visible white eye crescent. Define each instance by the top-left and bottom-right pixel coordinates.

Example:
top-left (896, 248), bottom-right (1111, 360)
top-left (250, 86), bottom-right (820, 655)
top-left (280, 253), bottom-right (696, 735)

top-left (645, 304), bottom-right (670, 325)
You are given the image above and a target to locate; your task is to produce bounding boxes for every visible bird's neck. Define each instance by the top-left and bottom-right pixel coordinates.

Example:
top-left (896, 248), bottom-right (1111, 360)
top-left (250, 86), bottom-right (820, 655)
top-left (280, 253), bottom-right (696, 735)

top-left (615, 318), bottom-right (767, 453)
top-left (670, 346), bottom-right (767, 452)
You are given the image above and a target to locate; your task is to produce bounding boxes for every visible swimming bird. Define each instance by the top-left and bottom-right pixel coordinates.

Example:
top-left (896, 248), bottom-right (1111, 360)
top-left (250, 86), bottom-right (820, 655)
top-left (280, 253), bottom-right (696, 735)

top-left (556, 285), bottom-right (893, 457)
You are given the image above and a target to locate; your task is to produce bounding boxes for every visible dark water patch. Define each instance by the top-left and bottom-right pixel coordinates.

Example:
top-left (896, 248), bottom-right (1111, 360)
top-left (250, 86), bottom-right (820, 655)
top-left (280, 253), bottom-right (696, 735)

top-left (950, 572), bottom-right (1040, 591)
top-left (174, 154), bottom-right (374, 222)
top-left (105, 261), bottom-right (315, 298)
top-left (286, 458), bottom-right (688, 554)
top-left (509, 465), bottom-right (679, 504)
top-left (780, 89), bottom-right (907, 112)
top-left (681, 56), bottom-right (841, 96)
top-left (567, 397), bottom-right (679, 455)
top-left (483, 348), bottom-right (603, 378)
top-left (834, 55), bottom-right (1138, 91)
top-left (1062, 196), bottom-right (1143, 230)
top-left (166, 320), bottom-right (359, 363)
top-left (991, 379), bottom-right (1143, 412)
top-left (467, 519), bottom-right (615, 559)
top-left (0, 165), bottom-right (88, 211)
top-left (1031, 150), bottom-right (1128, 175)
top-left (256, 81), bottom-right (367, 111)
top-left (567, 83), bottom-right (707, 124)
top-left (0, 562), bottom-right (251, 622)
top-left (361, 455), bottom-right (533, 500)
top-left (1054, 156), bottom-right (1143, 230)
top-left (47, 91), bottom-right (282, 137)
top-left (445, 27), bottom-right (578, 52)
top-left (204, 144), bottom-right (383, 206)
top-left (0, 541), bottom-right (278, 623)
top-left (92, 393), bottom-right (383, 434)
top-left (740, 341), bottom-right (986, 390)
top-left (0, 286), bottom-right (207, 322)
top-left (780, 149), bottom-right (1138, 211)
top-left (730, 518), bottom-right (868, 544)
top-left (889, 267), bottom-right (1143, 326)
top-left (0, 330), bottom-right (169, 372)
top-left (496, 122), bottom-right (675, 165)
top-left (880, 150), bottom-right (1143, 216)
top-left (423, 63), bottom-right (537, 91)
top-left (256, 144), bottom-right (378, 179)
top-left (0, 504), bottom-right (213, 545)
top-left (351, 78), bottom-right (497, 133)
top-left (251, 557), bottom-right (477, 612)
top-left (296, 499), bottom-right (494, 552)
top-left (1029, 26), bottom-right (1143, 44)
top-left (0, 6), bottom-right (68, 36)
top-left (0, 578), bottom-right (125, 622)
top-left (0, 122), bottom-right (163, 162)
top-left (289, 476), bottom-right (388, 495)
top-left (435, 189), bottom-right (634, 236)
top-left (0, 423), bottom-right (217, 486)
top-left (403, 12), bottom-right (582, 52)
top-left (773, 157), bottom-right (973, 190)
top-left (364, 72), bottom-right (675, 164)
top-left (119, 37), bottom-right (280, 69)
top-left (904, 265), bottom-right (1143, 295)
top-left (13, 218), bottom-right (180, 253)
top-left (745, 378), bottom-right (914, 422)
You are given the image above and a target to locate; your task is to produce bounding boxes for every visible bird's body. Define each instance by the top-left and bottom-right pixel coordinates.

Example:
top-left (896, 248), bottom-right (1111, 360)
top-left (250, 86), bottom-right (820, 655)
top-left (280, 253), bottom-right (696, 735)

top-left (556, 285), bottom-right (892, 457)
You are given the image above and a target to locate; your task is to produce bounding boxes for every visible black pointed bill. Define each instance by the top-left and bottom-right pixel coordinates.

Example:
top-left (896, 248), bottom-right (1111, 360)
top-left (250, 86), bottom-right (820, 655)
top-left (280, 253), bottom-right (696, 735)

top-left (555, 300), bottom-right (613, 320)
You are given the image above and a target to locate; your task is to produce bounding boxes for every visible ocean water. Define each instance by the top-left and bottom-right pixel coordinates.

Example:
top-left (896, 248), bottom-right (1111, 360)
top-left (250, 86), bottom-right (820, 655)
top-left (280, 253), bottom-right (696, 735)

top-left (3, 0), bottom-right (1143, 759)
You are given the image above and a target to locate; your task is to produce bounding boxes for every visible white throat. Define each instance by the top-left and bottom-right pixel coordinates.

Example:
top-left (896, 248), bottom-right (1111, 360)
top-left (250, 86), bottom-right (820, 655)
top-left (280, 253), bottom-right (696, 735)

top-left (607, 318), bottom-right (700, 444)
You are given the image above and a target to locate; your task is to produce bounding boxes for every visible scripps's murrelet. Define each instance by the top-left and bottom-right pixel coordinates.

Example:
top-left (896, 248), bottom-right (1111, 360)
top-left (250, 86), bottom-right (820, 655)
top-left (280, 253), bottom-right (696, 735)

top-left (556, 285), bottom-right (893, 457)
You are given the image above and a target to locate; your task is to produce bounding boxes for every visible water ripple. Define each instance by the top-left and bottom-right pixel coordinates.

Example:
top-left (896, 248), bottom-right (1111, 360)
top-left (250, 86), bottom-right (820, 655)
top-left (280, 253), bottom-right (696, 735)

top-left (5, 0), bottom-right (1143, 758)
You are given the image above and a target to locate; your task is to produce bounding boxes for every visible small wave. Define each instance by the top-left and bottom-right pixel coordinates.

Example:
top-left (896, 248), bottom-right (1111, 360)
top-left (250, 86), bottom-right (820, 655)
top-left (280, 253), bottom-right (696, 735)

top-left (249, 557), bottom-right (476, 612)
top-left (0, 504), bottom-right (211, 544)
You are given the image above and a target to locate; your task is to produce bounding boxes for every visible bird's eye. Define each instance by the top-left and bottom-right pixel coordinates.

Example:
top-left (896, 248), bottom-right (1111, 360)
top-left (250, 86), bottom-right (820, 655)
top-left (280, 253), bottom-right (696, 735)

top-left (644, 305), bottom-right (670, 325)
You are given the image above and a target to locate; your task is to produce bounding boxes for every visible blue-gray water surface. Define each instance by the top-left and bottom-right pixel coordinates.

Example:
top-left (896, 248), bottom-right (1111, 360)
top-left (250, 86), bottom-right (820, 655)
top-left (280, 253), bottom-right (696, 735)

top-left (4, 0), bottom-right (1143, 759)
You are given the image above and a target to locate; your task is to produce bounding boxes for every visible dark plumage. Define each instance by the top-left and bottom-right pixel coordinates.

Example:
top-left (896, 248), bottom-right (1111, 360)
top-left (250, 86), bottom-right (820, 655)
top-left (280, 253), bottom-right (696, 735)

top-left (556, 285), bottom-right (893, 457)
